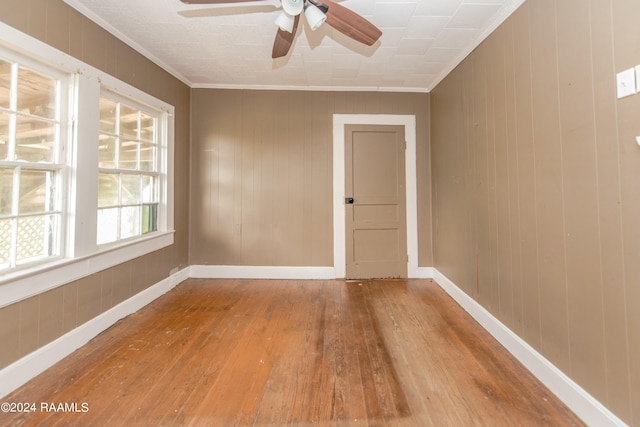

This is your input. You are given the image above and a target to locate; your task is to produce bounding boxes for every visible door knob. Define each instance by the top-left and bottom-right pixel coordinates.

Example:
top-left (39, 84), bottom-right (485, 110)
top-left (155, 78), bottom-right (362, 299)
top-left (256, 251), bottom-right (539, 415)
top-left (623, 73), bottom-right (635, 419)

top-left (345, 197), bottom-right (354, 204)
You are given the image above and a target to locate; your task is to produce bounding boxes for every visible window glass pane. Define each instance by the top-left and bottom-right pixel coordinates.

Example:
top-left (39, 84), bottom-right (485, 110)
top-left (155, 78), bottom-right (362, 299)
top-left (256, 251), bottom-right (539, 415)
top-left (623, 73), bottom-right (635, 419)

top-left (141, 175), bottom-right (156, 203)
top-left (0, 112), bottom-right (9, 161)
top-left (120, 205), bottom-right (140, 239)
top-left (19, 169), bottom-right (55, 214)
top-left (0, 167), bottom-right (13, 216)
top-left (119, 104), bottom-right (138, 139)
top-left (16, 214), bottom-right (58, 262)
top-left (118, 139), bottom-right (137, 169)
top-left (98, 135), bottom-right (117, 169)
top-left (96, 91), bottom-right (165, 247)
top-left (98, 173), bottom-right (119, 207)
top-left (0, 59), bottom-right (11, 110)
top-left (139, 113), bottom-right (154, 142)
top-left (139, 142), bottom-right (155, 172)
top-left (121, 174), bottom-right (140, 205)
top-left (0, 218), bottom-right (12, 266)
top-left (0, 50), bottom-right (68, 273)
top-left (99, 98), bottom-right (117, 134)
top-left (97, 208), bottom-right (118, 244)
top-left (17, 67), bottom-right (57, 120)
top-left (15, 115), bottom-right (56, 163)
top-left (142, 204), bottom-right (157, 234)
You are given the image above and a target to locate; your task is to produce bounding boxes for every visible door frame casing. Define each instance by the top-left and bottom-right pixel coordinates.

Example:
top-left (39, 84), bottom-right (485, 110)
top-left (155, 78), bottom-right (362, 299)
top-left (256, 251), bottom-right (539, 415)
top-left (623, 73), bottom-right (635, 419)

top-left (333, 114), bottom-right (418, 278)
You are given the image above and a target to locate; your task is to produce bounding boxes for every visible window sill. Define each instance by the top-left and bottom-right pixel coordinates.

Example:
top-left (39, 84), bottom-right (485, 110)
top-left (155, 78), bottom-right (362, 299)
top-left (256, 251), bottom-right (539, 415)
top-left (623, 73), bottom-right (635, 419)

top-left (0, 231), bottom-right (174, 309)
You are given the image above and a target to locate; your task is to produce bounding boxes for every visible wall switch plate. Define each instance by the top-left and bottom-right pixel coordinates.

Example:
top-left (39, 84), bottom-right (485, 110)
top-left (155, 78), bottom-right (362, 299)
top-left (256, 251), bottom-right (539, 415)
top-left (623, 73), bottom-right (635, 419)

top-left (616, 68), bottom-right (636, 98)
top-left (636, 65), bottom-right (640, 93)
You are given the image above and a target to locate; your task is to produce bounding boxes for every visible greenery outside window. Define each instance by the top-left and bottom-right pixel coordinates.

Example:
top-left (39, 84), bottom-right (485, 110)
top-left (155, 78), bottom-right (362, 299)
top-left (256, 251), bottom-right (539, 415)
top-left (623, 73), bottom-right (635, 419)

top-left (97, 93), bottom-right (161, 245)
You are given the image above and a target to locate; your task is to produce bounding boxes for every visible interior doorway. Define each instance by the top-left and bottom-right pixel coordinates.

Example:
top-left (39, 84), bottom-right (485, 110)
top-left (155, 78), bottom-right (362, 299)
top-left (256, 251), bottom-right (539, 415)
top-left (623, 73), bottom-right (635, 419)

top-left (333, 114), bottom-right (418, 279)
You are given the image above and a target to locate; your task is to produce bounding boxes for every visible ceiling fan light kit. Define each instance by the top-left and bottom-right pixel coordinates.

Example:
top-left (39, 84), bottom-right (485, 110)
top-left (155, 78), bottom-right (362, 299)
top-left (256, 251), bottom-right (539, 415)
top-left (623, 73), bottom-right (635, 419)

top-left (304, 3), bottom-right (327, 31)
top-left (179, 0), bottom-right (382, 58)
top-left (281, 0), bottom-right (304, 15)
top-left (275, 10), bottom-right (295, 33)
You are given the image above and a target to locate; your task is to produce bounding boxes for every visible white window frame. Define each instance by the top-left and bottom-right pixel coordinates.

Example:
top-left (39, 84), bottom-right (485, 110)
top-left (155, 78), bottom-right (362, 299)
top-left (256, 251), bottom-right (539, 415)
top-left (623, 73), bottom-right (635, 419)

top-left (0, 23), bottom-right (175, 308)
top-left (0, 48), bottom-right (72, 272)
top-left (96, 87), bottom-right (167, 249)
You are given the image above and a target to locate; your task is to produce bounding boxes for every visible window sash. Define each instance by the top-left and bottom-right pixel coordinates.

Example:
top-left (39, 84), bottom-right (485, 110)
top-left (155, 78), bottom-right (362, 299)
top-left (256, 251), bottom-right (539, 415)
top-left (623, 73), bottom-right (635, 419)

top-left (0, 50), bottom-right (68, 274)
top-left (0, 24), bottom-right (175, 307)
top-left (96, 89), bottom-right (163, 247)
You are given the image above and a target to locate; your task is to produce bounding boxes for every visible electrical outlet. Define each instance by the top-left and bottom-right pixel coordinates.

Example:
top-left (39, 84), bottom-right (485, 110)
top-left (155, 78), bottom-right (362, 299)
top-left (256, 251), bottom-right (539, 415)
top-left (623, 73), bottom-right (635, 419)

top-left (616, 68), bottom-right (636, 98)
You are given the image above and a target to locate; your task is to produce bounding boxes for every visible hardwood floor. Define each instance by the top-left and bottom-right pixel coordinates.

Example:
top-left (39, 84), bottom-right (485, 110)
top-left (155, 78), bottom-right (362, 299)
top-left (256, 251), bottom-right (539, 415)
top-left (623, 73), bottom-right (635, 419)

top-left (0, 279), bottom-right (584, 426)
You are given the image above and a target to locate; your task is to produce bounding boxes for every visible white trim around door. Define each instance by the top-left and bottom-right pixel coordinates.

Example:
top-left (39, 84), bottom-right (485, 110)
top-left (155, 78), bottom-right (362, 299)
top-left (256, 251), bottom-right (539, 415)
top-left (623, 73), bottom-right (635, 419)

top-left (333, 114), bottom-right (418, 279)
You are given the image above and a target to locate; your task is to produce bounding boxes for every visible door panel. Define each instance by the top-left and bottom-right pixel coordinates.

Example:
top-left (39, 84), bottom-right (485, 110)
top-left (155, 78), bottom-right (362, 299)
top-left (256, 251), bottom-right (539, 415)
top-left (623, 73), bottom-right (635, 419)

top-left (345, 125), bottom-right (407, 279)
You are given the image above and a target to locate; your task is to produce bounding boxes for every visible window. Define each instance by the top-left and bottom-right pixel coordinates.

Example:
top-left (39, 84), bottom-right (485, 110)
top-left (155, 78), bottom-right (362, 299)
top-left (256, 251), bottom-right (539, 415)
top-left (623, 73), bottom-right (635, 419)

top-left (97, 93), bottom-right (160, 245)
top-left (0, 55), bottom-right (69, 272)
top-left (0, 25), bottom-right (174, 306)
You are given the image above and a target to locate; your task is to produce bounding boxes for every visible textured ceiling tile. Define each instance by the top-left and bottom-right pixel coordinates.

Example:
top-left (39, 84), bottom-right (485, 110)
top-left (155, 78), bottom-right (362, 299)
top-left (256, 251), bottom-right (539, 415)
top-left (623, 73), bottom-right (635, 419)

top-left (65, 0), bottom-right (524, 91)
top-left (373, 3), bottom-right (418, 28)
top-left (414, 0), bottom-right (462, 16)
top-left (405, 16), bottom-right (450, 39)
top-left (446, 4), bottom-right (502, 29)
top-left (424, 47), bottom-right (461, 62)
top-left (378, 27), bottom-right (408, 44)
top-left (397, 38), bottom-right (433, 55)
top-left (432, 28), bottom-right (480, 49)
top-left (462, 0), bottom-right (505, 4)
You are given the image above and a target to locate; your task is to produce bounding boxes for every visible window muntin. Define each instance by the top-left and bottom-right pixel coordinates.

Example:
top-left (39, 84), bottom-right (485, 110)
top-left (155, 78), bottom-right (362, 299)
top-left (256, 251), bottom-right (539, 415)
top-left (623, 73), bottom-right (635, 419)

top-left (97, 92), bottom-right (160, 245)
top-left (0, 56), bottom-right (65, 272)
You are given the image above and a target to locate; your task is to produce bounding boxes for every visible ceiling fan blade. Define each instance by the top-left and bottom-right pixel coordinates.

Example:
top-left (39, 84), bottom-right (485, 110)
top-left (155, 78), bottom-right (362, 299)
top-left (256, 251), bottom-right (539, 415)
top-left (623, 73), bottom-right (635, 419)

top-left (324, 1), bottom-right (382, 46)
top-left (180, 0), bottom-right (266, 4)
top-left (272, 15), bottom-right (300, 59)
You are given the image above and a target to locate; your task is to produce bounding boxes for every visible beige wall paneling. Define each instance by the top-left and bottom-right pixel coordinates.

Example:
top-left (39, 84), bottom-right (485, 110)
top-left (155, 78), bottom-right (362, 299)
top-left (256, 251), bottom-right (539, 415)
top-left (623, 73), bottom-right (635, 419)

top-left (502, 15), bottom-right (523, 338)
top-left (556, 0), bottom-right (607, 403)
top-left (0, 0), bottom-right (190, 370)
top-left (510, 6), bottom-right (542, 350)
top-left (0, 303), bottom-right (20, 368)
top-left (613, 0), bottom-right (640, 423)
top-left (190, 90), bottom-right (431, 270)
top-left (430, 0), bottom-right (639, 423)
top-left (38, 287), bottom-right (64, 347)
top-left (61, 281), bottom-right (79, 334)
top-left (45, 0), bottom-right (70, 52)
top-left (529, 0), bottom-right (571, 373)
top-left (590, 0), bottom-right (632, 420)
top-left (489, 23), bottom-right (515, 334)
top-left (18, 297), bottom-right (39, 357)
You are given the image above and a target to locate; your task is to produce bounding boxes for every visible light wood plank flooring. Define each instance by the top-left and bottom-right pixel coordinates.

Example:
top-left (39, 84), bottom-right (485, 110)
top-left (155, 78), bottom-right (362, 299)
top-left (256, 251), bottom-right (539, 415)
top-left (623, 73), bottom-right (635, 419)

top-left (0, 279), bottom-right (584, 426)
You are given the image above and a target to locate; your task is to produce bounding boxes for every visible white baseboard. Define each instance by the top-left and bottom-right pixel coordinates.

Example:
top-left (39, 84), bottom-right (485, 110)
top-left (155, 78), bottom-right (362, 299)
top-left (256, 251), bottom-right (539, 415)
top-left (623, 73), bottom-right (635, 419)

top-left (412, 266), bottom-right (435, 279)
top-left (1, 264), bottom-right (625, 427)
top-left (0, 267), bottom-right (190, 399)
top-left (189, 265), bottom-right (337, 280)
top-left (432, 269), bottom-right (627, 427)
top-left (190, 265), bottom-right (435, 280)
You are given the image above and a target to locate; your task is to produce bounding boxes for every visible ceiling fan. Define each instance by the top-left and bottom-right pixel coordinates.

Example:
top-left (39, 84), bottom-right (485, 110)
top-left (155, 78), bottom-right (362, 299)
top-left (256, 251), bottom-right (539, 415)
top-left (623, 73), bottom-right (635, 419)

top-left (179, 0), bottom-right (382, 58)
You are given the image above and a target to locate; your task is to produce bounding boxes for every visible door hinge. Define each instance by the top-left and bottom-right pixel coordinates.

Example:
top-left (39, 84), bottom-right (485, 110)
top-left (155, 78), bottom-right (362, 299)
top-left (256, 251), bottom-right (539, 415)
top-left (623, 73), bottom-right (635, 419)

top-left (404, 140), bottom-right (407, 150)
